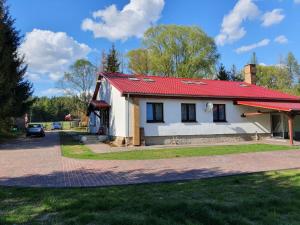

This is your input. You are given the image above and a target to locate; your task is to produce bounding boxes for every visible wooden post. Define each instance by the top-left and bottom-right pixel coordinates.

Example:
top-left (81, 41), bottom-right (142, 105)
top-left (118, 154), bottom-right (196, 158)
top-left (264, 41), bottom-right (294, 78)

top-left (287, 113), bottom-right (295, 145)
top-left (132, 98), bottom-right (140, 146)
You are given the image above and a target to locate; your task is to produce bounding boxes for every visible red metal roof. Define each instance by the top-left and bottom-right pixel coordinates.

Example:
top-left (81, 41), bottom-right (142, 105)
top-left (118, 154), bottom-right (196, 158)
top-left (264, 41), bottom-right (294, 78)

top-left (101, 72), bottom-right (300, 101)
top-left (90, 100), bottom-right (110, 109)
top-left (237, 101), bottom-right (300, 112)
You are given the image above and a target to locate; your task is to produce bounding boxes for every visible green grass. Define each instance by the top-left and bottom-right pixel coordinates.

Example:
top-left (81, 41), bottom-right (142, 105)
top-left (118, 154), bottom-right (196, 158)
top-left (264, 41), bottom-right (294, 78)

top-left (60, 132), bottom-right (298, 160)
top-left (2, 169), bottom-right (300, 224)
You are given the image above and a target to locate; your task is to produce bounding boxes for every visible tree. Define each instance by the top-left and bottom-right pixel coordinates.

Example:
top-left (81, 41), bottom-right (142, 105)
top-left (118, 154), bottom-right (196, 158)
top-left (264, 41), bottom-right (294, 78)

top-left (256, 65), bottom-right (293, 92)
top-left (105, 44), bottom-right (120, 73)
top-left (285, 52), bottom-right (300, 83)
top-left (59, 59), bottom-right (96, 112)
top-left (127, 49), bottom-right (150, 74)
top-left (230, 64), bottom-right (243, 81)
top-left (140, 25), bottom-right (219, 78)
top-left (249, 52), bottom-right (258, 65)
top-left (98, 50), bottom-right (107, 72)
top-left (216, 64), bottom-right (230, 81)
top-left (0, 0), bottom-right (33, 127)
top-left (30, 96), bottom-right (80, 122)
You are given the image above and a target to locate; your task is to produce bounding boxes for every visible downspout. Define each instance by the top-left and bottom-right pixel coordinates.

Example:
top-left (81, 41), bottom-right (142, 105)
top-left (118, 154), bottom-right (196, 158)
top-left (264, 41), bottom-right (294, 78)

top-left (126, 93), bottom-right (130, 146)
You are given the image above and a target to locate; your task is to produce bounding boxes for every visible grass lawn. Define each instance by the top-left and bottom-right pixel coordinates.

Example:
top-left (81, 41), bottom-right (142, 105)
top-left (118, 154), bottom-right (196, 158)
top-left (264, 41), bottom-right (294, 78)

top-left (1, 169), bottom-right (300, 225)
top-left (60, 132), bottom-right (298, 160)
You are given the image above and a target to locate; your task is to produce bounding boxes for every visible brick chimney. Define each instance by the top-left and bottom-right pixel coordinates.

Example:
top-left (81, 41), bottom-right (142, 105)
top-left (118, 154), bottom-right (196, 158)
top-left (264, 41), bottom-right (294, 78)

top-left (244, 64), bottom-right (256, 85)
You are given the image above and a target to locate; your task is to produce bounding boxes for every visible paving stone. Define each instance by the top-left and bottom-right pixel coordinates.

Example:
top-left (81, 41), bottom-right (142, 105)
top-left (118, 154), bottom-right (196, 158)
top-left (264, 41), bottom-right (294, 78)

top-left (1, 131), bottom-right (300, 187)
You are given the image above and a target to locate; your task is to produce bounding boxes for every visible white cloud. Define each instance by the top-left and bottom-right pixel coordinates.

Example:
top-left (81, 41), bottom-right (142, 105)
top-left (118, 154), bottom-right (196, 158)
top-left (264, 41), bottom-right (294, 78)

top-left (215, 0), bottom-right (260, 46)
top-left (235, 39), bottom-right (270, 53)
top-left (40, 88), bottom-right (66, 96)
top-left (25, 72), bottom-right (41, 82)
top-left (20, 29), bottom-right (91, 81)
top-left (274, 35), bottom-right (288, 44)
top-left (261, 9), bottom-right (285, 27)
top-left (81, 0), bottom-right (165, 41)
top-left (259, 62), bottom-right (267, 66)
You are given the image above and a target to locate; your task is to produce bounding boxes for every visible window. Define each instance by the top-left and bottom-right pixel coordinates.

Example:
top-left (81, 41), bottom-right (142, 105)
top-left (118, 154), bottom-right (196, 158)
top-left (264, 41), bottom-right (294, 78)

top-left (213, 104), bottom-right (226, 122)
top-left (147, 103), bottom-right (164, 123)
top-left (181, 103), bottom-right (196, 122)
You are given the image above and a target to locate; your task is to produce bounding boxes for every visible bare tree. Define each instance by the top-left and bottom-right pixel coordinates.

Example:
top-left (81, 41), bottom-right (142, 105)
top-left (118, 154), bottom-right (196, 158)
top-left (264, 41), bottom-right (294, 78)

top-left (58, 59), bottom-right (97, 112)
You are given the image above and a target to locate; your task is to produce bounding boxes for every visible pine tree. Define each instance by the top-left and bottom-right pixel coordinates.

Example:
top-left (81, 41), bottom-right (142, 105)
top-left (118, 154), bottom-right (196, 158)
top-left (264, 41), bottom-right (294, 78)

top-left (0, 0), bottom-right (33, 125)
top-left (104, 44), bottom-right (120, 73)
top-left (216, 64), bottom-right (230, 81)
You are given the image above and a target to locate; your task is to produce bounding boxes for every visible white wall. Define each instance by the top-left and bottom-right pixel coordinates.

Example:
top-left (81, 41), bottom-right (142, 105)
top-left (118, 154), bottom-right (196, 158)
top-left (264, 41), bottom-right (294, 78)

top-left (91, 80), bottom-right (272, 137)
top-left (99, 78), bottom-right (128, 137)
top-left (138, 98), bottom-right (271, 137)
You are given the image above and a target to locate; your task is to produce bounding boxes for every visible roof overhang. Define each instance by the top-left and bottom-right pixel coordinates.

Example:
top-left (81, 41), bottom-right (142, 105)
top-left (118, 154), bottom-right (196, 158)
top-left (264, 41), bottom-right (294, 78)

top-left (90, 100), bottom-right (110, 109)
top-left (236, 101), bottom-right (300, 112)
top-left (87, 100), bottom-right (110, 116)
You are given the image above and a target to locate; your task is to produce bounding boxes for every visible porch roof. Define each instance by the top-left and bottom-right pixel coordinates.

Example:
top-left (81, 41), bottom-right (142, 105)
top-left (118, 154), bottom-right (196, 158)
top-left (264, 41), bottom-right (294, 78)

top-left (236, 101), bottom-right (300, 112)
top-left (90, 100), bottom-right (110, 110)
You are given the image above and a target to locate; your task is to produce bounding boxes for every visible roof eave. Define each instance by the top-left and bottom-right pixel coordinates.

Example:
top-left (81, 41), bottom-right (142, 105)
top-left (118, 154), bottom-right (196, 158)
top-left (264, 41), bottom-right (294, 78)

top-left (121, 92), bottom-right (300, 102)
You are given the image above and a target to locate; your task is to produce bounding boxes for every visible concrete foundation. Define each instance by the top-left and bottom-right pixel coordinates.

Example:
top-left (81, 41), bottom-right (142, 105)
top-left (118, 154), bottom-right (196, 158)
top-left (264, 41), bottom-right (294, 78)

top-left (144, 133), bottom-right (271, 146)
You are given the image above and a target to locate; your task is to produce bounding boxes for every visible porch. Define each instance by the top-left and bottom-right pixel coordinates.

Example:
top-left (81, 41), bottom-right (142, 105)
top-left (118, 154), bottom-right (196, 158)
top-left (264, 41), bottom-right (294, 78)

top-left (237, 100), bottom-right (300, 145)
top-left (87, 100), bottom-right (110, 135)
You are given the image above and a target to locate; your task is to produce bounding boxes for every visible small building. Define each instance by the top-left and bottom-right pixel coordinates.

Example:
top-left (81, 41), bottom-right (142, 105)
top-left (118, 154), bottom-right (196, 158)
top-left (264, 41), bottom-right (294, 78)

top-left (87, 64), bottom-right (300, 146)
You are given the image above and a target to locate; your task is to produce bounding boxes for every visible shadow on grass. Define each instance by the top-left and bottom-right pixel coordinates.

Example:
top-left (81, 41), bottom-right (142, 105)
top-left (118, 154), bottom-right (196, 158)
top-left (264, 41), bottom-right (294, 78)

top-left (1, 169), bottom-right (300, 225)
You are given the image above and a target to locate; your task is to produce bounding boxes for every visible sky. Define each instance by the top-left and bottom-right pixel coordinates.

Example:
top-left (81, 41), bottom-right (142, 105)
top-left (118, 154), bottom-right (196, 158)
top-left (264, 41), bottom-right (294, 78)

top-left (8, 0), bottom-right (300, 97)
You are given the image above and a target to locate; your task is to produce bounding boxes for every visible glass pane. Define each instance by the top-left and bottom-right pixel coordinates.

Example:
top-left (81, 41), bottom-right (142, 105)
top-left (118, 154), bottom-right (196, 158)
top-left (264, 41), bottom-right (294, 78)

top-left (219, 105), bottom-right (225, 121)
top-left (181, 104), bottom-right (187, 121)
top-left (147, 103), bottom-right (154, 121)
top-left (155, 104), bottom-right (163, 121)
top-left (188, 104), bottom-right (196, 121)
top-left (213, 105), bottom-right (218, 121)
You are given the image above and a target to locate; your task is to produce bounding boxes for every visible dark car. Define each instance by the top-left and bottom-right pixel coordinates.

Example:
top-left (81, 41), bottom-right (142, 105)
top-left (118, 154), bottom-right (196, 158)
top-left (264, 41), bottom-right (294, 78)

top-left (26, 124), bottom-right (45, 137)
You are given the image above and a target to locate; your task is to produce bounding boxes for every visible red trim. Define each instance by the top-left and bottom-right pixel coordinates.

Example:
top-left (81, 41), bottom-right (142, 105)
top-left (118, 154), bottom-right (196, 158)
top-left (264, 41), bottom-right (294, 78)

top-left (90, 100), bottom-right (110, 109)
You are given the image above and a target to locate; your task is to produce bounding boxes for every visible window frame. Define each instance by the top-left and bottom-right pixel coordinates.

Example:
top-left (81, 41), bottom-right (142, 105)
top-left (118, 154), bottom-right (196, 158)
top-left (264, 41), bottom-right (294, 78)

top-left (213, 104), bottom-right (227, 122)
top-left (146, 102), bottom-right (164, 123)
top-left (181, 103), bottom-right (197, 123)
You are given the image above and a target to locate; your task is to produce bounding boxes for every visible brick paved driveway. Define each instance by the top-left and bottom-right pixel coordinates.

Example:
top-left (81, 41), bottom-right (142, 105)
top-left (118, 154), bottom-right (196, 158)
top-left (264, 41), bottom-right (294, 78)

top-left (1, 131), bottom-right (300, 187)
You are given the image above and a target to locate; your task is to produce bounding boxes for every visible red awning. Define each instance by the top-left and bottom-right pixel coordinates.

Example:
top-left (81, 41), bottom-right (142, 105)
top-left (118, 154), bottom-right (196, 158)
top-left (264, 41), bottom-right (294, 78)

top-left (90, 100), bottom-right (110, 110)
top-left (237, 101), bottom-right (300, 112)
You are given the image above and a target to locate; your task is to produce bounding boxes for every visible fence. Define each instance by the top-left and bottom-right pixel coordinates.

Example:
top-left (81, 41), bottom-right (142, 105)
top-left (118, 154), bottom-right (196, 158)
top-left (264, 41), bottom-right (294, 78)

top-left (31, 121), bottom-right (82, 130)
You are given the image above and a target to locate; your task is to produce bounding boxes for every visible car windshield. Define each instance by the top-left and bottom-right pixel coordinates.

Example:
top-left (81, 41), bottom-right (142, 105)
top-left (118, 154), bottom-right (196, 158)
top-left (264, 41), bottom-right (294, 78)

top-left (53, 122), bottom-right (60, 125)
top-left (29, 124), bottom-right (41, 128)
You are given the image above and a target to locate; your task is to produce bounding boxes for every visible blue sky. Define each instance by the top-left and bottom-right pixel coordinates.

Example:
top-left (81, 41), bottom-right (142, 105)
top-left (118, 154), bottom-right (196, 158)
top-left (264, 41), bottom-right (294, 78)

top-left (8, 0), bottom-right (300, 96)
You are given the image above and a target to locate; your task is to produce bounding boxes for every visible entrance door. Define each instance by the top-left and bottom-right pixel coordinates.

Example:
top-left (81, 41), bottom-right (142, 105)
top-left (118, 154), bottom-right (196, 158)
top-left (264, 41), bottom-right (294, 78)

top-left (271, 114), bottom-right (284, 138)
top-left (99, 109), bottom-right (109, 135)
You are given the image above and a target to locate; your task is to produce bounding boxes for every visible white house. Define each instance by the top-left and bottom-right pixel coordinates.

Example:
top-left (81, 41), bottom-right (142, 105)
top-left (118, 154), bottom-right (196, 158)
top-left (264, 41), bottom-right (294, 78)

top-left (87, 64), bottom-right (300, 146)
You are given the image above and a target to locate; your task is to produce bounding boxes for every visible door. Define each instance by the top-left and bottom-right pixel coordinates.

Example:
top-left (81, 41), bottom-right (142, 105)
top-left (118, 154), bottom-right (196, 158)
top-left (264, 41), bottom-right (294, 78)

top-left (99, 109), bottom-right (109, 135)
top-left (271, 114), bottom-right (284, 138)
